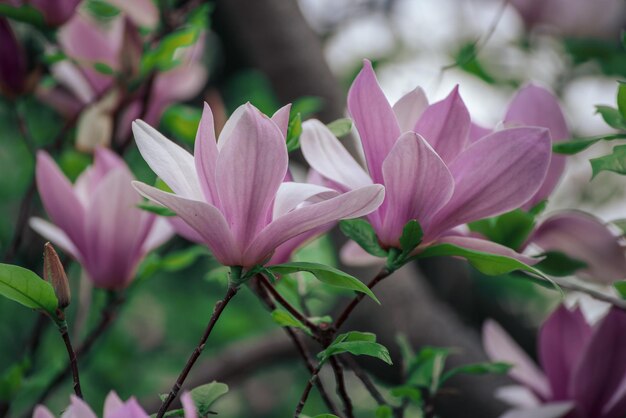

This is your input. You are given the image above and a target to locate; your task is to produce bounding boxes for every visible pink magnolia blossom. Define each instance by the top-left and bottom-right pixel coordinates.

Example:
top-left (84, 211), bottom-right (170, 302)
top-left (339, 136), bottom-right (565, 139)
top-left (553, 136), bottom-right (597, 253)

top-left (33, 391), bottom-right (196, 418)
top-left (0, 17), bottom-right (28, 98)
top-left (526, 211), bottom-right (626, 284)
top-left (29, 148), bottom-right (173, 289)
top-left (131, 102), bottom-right (384, 268)
top-left (483, 305), bottom-right (626, 418)
top-left (301, 60), bottom-right (551, 264)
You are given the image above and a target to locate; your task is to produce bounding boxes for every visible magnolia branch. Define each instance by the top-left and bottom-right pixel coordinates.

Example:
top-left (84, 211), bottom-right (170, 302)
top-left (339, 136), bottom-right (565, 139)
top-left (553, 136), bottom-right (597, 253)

top-left (57, 322), bottom-right (83, 398)
top-left (156, 285), bottom-right (239, 418)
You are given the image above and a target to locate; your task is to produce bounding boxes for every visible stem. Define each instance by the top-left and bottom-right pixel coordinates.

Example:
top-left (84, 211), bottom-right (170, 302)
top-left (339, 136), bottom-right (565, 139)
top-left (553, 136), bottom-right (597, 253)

top-left (156, 285), bottom-right (239, 418)
top-left (57, 322), bottom-right (83, 398)
top-left (340, 355), bottom-right (387, 406)
top-left (333, 267), bottom-right (391, 331)
top-left (294, 364), bottom-right (323, 417)
top-left (257, 274), bottom-right (319, 335)
top-left (251, 277), bottom-right (339, 415)
top-left (550, 277), bottom-right (626, 309)
top-left (329, 357), bottom-right (353, 418)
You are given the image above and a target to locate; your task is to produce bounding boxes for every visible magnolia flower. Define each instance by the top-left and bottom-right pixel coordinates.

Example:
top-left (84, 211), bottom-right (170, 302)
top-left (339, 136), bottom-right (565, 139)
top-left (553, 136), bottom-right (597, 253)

top-left (132, 102), bottom-right (384, 268)
top-left (30, 148), bottom-right (173, 289)
top-left (526, 211), bottom-right (626, 284)
top-left (301, 60), bottom-right (551, 263)
top-left (483, 305), bottom-right (626, 418)
top-left (34, 391), bottom-right (196, 418)
top-left (0, 17), bottom-right (27, 98)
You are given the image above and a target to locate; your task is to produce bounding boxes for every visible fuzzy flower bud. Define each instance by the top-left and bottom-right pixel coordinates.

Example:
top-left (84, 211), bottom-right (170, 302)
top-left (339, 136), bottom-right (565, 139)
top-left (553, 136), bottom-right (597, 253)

top-left (43, 242), bottom-right (71, 309)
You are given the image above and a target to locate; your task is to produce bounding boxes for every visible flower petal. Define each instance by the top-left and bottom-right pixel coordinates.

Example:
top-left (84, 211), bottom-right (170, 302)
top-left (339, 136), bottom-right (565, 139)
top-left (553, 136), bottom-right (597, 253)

top-left (347, 60), bottom-right (401, 183)
top-left (273, 182), bottom-right (339, 219)
top-left (482, 320), bottom-right (551, 399)
top-left (300, 119), bottom-right (372, 190)
top-left (141, 217), bottom-right (174, 253)
top-left (103, 391), bottom-right (125, 416)
top-left (62, 395), bottom-right (98, 418)
top-left (469, 122), bottom-right (491, 143)
top-left (429, 127), bottom-right (551, 237)
top-left (392, 86), bottom-right (429, 133)
top-left (530, 211), bottom-right (626, 284)
top-left (244, 185), bottom-right (385, 266)
top-left (570, 307), bottom-right (626, 416)
top-left (132, 120), bottom-right (203, 200)
top-left (193, 102), bottom-right (220, 205)
top-left (133, 182), bottom-right (240, 266)
top-left (217, 103), bottom-right (246, 150)
top-left (181, 392), bottom-right (197, 418)
top-left (499, 402), bottom-right (574, 418)
top-left (36, 151), bottom-right (86, 251)
top-left (495, 385), bottom-right (541, 408)
top-left (340, 240), bottom-right (386, 267)
top-left (33, 406), bottom-right (55, 418)
top-left (216, 104), bottom-right (288, 247)
top-left (538, 305), bottom-right (592, 400)
top-left (29, 218), bottom-right (81, 261)
top-left (414, 86), bottom-right (470, 164)
top-left (271, 104), bottom-right (292, 136)
top-left (380, 132), bottom-right (454, 246)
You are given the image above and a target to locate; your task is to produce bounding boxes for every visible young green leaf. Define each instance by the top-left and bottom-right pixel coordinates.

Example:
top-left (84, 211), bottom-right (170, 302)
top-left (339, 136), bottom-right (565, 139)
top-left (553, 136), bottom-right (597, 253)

top-left (390, 385), bottom-right (422, 402)
top-left (440, 361), bottom-right (511, 384)
top-left (614, 281), bottom-right (626, 299)
top-left (552, 133), bottom-right (626, 155)
top-left (415, 243), bottom-right (547, 280)
top-left (271, 308), bottom-right (313, 336)
top-left (596, 105), bottom-right (626, 130)
top-left (0, 4), bottom-right (45, 27)
top-left (398, 220), bottom-right (423, 258)
top-left (468, 209), bottom-right (536, 250)
top-left (318, 331), bottom-right (392, 365)
top-left (339, 219), bottom-right (387, 257)
top-left (137, 202), bottom-right (177, 217)
top-left (268, 262), bottom-right (379, 304)
top-left (86, 0), bottom-right (120, 20)
top-left (0, 264), bottom-right (58, 316)
top-left (406, 346), bottom-right (450, 392)
top-left (326, 118), bottom-right (352, 137)
top-left (590, 145), bottom-right (626, 178)
top-left (160, 246), bottom-right (208, 271)
top-left (93, 62), bottom-right (115, 76)
top-left (291, 96), bottom-right (324, 118)
top-left (286, 112), bottom-right (303, 152)
top-left (310, 415), bottom-right (340, 418)
top-left (375, 405), bottom-right (393, 418)
top-left (190, 381), bottom-right (229, 415)
top-left (534, 251), bottom-right (587, 277)
top-left (161, 104), bottom-right (202, 144)
top-left (618, 82), bottom-right (626, 120)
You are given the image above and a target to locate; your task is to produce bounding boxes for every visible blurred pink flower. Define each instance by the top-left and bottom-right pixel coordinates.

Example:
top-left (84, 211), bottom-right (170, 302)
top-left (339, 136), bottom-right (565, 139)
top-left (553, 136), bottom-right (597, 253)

top-left (301, 60), bottom-right (551, 263)
top-left (30, 148), bottom-right (173, 289)
top-left (132, 102), bottom-right (384, 268)
top-left (0, 17), bottom-right (28, 98)
top-left (33, 391), bottom-right (197, 418)
top-left (483, 304), bottom-right (626, 418)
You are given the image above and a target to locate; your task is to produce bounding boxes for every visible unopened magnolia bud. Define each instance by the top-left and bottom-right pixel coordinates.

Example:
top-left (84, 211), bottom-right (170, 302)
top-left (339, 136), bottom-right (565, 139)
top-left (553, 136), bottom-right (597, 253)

top-left (43, 242), bottom-right (71, 309)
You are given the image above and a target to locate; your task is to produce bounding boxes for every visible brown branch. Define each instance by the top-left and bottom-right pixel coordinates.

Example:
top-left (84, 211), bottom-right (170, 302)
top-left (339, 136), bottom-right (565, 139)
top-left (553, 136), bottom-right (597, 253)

top-left (294, 363), bottom-right (323, 417)
top-left (329, 357), bottom-right (353, 418)
top-left (156, 285), bottom-right (239, 418)
top-left (340, 355), bottom-right (387, 407)
top-left (57, 322), bottom-right (83, 398)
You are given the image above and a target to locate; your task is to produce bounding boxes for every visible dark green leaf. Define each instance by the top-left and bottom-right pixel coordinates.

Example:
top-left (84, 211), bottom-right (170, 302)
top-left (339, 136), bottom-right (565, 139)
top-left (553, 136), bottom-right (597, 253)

top-left (552, 133), bottom-right (626, 155)
top-left (161, 104), bottom-right (202, 144)
top-left (58, 149), bottom-right (91, 182)
top-left (86, 0), bottom-right (120, 20)
top-left (390, 385), bottom-right (422, 402)
top-left (398, 220), bottom-right (423, 258)
top-left (528, 200), bottom-right (548, 217)
top-left (0, 264), bottom-right (58, 315)
top-left (534, 251), bottom-right (587, 277)
top-left (42, 52), bottom-right (66, 65)
top-left (618, 82), bottom-right (626, 121)
top-left (468, 209), bottom-right (535, 250)
top-left (614, 281), bottom-right (626, 299)
top-left (326, 118), bottom-right (352, 137)
top-left (318, 331), bottom-right (392, 365)
top-left (268, 262), bottom-right (379, 303)
top-left (440, 361), bottom-right (511, 384)
top-left (591, 145), bottom-right (626, 178)
top-left (596, 105), bottom-right (626, 130)
top-left (93, 62), bottom-right (115, 76)
top-left (415, 243), bottom-right (547, 279)
top-left (271, 308), bottom-right (312, 336)
top-left (339, 219), bottom-right (387, 257)
top-left (291, 96), bottom-right (324, 118)
top-left (0, 363), bottom-right (24, 402)
top-left (375, 405), bottom-right (393, 418)
top-left (0, 4), bottom-right (45, 27)
top-left (190, 381), bottom-right (228, 415)
top-left (311, 415), bottom-right (340, 418)
top-left (137, 202), bottom-right (177, 217)
top-left (407, 346), bottom-right (450, 392)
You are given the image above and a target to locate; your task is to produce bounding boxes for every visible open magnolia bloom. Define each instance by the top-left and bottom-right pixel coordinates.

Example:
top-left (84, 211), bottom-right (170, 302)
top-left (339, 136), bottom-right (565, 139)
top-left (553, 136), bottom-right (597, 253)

top-left (483, 305), bottom-right (626, 418)
top-left (132, 102), bottom-right (384, 268)
top-left (30, 148), bottom-right (173, 289)
top-left (34, 391), bottom-right (196, 418)
top-left (301, 60), bottom-right (551, 265)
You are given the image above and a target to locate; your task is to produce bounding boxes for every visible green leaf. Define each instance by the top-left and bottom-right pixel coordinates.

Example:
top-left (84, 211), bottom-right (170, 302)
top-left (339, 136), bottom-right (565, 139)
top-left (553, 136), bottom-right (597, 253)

top-left (390, 385), bottom-right (422, 402)
top-left (190, 381), bottom-right (229, 415)
top-left (58, 149), bottom-right (91, 182)
top-left (271, 308), bottom-right (312, 336)
top-left (440, 361), bottom-right (511, 384)
top-left (0, 4), bottom-right (45, 27)
top-left (534, 251), bottom-right (587, 277)
top-left (85, 0), bottom-right (121, 20)
top-left (415, 243), bottom-right (546, 279)
top-left (375, 405), bottom-right (393, 418)
top-left (618, 82), bottom-right (626, 121)
top-left (161, 104), bottom-right (202, 144)
top-left (291, 96), bottom-right (324, 118)
top-left (552, 133), bottom-right (626, 155)
top-left (286, 112), bottom-right (302, 152)
top-left (407, 346), bottom-right (450, 392)
top-left (137, 202), bottom-right (177, 217)
top-left (0, 363), bottom-right (24, 402)
top-left (0, 264), bottom-right (58, 315)
top-left (596, 105), bottom-right (626, 130)
top-left (339, 219), bottom-right (387, 257)
top-left (318, 331), bottom-right (392, 365)
top-left (591, 145), bottom-right (626, 178)
top-left (268, 262), bottom-right (380, 303)
top-left (42, 52), bottom-right (66, 65)
top-left (160, 246), bottom-right (207, 272)
top-left (398, 220), bottom-right (423, 259)
top-left (93, 62), bottom-right (115, 76)
top-left (311, 415), bottom-right (340, 418)
top-left (326, 118), bottom-right (352, 137)
top-left (204, 266), bottom-right (230, 284)
top-left (468, 209), bottom-right (536, 250)
top-left (614, 281), bottom-right (626, 299)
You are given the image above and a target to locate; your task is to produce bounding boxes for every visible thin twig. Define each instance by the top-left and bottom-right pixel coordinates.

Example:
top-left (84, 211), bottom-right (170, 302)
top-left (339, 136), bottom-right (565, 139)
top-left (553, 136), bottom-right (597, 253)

top-left (550, 277), bottom-right (626, 309)
top-left (57, 322), bottom-right (83, 398)
top-left (294, 364), bottom-right (323, 417)
top-left (333, 267), bottom-right (391, 331)
top-left (329, 357), bottom-right (353, 418)
top-left (156, 285), bottom-right (239, 418)
top-left (340, 355), bottom-right (387, 406)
